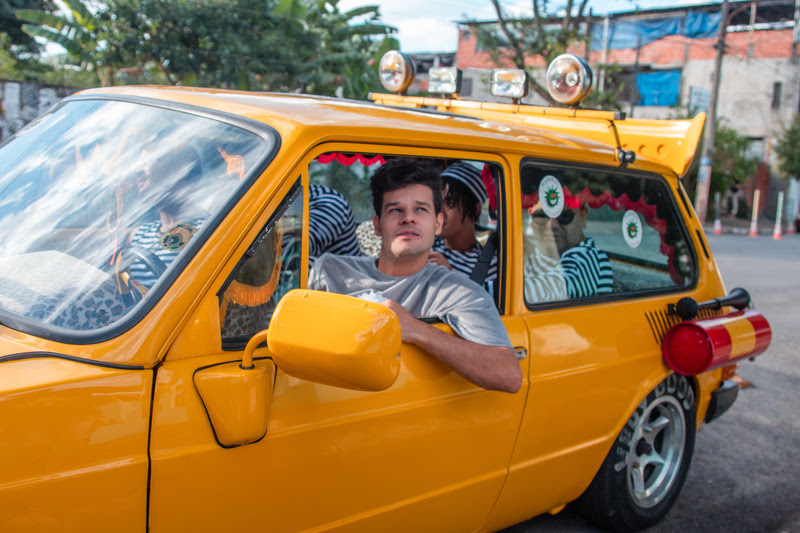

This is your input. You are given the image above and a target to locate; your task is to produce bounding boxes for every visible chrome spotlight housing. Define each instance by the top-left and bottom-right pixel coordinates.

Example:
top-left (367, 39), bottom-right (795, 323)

top-left (546, 54), bottom-right (593, 106)
top-left (379, 51), bottom-right (416, 94)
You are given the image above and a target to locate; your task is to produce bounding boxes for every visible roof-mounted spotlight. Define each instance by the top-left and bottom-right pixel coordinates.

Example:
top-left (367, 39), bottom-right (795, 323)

top-left (546, 54), bottom-right (593, 106)
top-left (490, 69), bottom-right (529, 103)
top-left (379, 51), bottom-right (416, 94)
top-left (428, 67), bottom-right (462, 96)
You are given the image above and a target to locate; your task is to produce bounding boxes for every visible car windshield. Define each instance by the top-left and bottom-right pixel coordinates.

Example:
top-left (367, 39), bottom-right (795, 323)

top-left (0, 99), bottom-right (271, 335)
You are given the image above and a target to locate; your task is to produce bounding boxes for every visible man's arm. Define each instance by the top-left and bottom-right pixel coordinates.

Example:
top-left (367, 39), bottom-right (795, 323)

top-left (381, 299), bottom-right (522, 393)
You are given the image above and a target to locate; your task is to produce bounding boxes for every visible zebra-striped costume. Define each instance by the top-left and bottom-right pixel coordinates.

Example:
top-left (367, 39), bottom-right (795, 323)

top-left (308, 184), bottom-right (361, 264)
top-left (431, 237), bottom-right (497, 295)
top-left (524, 237), bottom-right (613, 303)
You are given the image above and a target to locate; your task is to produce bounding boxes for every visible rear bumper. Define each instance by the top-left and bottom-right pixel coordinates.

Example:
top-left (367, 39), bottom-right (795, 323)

top-left (704, 379), bottom-right (739, 423)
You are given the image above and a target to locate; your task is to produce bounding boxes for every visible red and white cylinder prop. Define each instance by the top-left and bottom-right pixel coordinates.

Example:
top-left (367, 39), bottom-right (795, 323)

top-left (662, 310), bottom-right (771, 376)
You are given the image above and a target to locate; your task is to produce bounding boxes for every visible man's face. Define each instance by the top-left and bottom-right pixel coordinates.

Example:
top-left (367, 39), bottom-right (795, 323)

top-left (439, 184), bottom-right (473, 240)
top-left (529, 199), bottom-right (587, 254)
top-left (373, 184), bottom-right (443, 260)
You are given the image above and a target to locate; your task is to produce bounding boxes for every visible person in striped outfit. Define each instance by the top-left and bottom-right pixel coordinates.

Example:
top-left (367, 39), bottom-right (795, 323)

top-left (128, 143), bottom-right (206, 289)
top-left (427, 162), bottom-right (497, 294)
top-left (308, 184), bottom-right (362, 265)
top-left (524, 194), bottom-right (613, 303)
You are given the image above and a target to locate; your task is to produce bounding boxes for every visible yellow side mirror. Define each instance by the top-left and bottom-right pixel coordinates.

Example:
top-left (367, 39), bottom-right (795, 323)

top-left (267, 289), bottom-right (401, 391)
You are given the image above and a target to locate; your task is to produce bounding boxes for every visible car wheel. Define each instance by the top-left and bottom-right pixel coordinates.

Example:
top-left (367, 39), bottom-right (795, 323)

top-left (574, 373), bottom-right (696, 532)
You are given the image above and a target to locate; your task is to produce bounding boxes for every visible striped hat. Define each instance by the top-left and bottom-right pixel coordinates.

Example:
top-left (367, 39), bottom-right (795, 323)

top-left (441, 162), bottom-right (487, 205)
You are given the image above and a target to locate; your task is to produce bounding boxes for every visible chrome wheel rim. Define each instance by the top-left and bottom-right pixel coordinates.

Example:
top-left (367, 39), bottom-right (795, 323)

top-left (625, 395), bottom-right (686, 509)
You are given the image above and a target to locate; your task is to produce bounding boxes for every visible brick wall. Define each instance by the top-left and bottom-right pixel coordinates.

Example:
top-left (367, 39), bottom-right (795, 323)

top-left (457, 26), bottom-right (795, 71)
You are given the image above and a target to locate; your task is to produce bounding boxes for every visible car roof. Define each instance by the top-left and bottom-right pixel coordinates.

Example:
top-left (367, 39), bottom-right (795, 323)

top-left (77, 86), bottom-right (702, 179)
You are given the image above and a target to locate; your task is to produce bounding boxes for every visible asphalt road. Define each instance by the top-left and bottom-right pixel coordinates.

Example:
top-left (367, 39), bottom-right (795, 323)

top-left (505, 233), bottom-right (800, 533)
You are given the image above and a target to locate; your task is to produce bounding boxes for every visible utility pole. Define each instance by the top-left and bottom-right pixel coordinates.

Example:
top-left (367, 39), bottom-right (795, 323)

top-left (599, 16), bottom-right (610, 91)
top-left (629, 34), bottom-right (642, 119)
top-left (694, 0), bottom-right (730, 225)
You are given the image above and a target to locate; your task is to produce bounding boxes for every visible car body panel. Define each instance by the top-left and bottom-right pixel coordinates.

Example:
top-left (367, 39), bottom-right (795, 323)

top-left (149, 318), bottom-right (530, 532)
top-left (0, 356), bottom-right (151, 532)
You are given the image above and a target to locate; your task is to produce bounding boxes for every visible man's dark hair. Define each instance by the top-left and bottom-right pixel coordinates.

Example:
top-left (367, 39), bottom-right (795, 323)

top-left (370, 158), bottom-right (442, 217)
top-left (443, 177), bottom-right (481, 223)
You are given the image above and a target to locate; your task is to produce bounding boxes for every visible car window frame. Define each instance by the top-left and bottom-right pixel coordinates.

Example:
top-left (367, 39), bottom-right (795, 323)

top-left (218, 180), bottom-right (303, 351)
top-left (302, 144), bottom-right (511, 317)
top-left (518, 157), bottom-right (699, 312)
top-left (0, 95), bottom-right (282, 345)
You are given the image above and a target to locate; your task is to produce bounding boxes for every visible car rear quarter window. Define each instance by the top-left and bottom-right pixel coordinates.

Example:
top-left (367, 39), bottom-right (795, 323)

top-left (520, 161), bottom-right (695, 306)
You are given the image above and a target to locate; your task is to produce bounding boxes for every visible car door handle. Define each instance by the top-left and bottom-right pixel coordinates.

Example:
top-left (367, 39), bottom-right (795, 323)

top-left (514, 347), bottom-right (527, 360)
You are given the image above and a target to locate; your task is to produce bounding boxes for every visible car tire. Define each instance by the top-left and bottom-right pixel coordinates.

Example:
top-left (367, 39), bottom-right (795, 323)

top-left (574, 373), bottom-right (696, 532)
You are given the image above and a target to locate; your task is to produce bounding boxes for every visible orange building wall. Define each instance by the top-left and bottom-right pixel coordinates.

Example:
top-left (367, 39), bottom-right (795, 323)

top-left (456, 27), bottom-right (795, 70)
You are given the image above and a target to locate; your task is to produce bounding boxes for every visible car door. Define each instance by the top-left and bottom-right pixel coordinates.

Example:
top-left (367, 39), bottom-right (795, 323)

top-left (0, 353), bottom-right (151, 533)
top-left (485, 159), bottom-right (702, 530)
top-left (147, 146), bottom-right (529, 532)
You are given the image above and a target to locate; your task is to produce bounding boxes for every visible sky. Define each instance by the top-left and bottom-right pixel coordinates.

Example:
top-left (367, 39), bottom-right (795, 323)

top-left (338, 0), bottom-right (720, 53)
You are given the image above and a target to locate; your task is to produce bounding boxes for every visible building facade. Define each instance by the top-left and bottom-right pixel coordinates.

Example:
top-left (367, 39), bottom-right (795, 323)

top-left (455, 1), bottom-right (797, 158)
top-left (451, 1), bottom-right (798, 219)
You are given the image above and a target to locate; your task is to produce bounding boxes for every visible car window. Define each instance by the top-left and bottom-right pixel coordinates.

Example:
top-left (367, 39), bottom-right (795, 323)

top-left (308, 152), bottom-right (502, 299)
top-left (520, 161), bottom-right (695, 306)
top-left (219, 183), bottom-right (302, 347)
top-left (0, 99), bottom-right (272, 336)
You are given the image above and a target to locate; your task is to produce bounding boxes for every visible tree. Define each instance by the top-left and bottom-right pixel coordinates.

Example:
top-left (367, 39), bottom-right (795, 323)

top-left (108, 0), bottom-right (394, 96)
top-left (475, 0), bottom-right (590, 104)
top-left (0, 0), bottom-right (55, 52)
top-left (108, 0), bottom-right (321, 90)
top-left (774, 114), bottom-right (800, 180)
top-left (17, 0), bottom-right (118, 85)
top-left (0, 31), bottom-right (20, 77)
top-left (710, 123), bottom-right (757, 195)
top-left (303, 0), bottom-right (397, 99)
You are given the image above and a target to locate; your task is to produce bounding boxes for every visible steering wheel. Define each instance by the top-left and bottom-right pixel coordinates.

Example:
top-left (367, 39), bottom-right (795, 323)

top-left (114, 246), bottom-right (168, 308)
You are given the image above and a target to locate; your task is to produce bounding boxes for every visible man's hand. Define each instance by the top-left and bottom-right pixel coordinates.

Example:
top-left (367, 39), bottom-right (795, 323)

top-left (380, 299), bottom-right (426, 344)
top-left (427, 251), bottom-right (452, 270)
top-left (380, 299), bottom-right (522, 393)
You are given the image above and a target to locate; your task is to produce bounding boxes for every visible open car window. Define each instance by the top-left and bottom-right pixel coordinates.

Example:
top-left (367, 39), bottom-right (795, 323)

top-left (0, 99), bottom-right (272, 337)
top-left (521, 161), bottom-right (696, 306)
top-left (308, 152), bottom-right (502, 299)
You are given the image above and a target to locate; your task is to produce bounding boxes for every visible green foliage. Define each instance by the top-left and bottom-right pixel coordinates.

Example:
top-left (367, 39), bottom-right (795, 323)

top-left (105, 0), bottom-right (395, 96)
top-left (303, 0), bottom-right (397, 99)
top-left (671, 103), bottom-right (758, 198)
top-left (17, 0), bottom-right (397, 97)
top-left (0, 0), bottom-right (55, 52)
top-left (108, 0), bottom-right (298, 89)
top-left (710, 123), bottom-right (757, 194)
top-left (17, 0), bottom-right (120, 85)
top-left (774, 114), bottom-right (800, 180)
top-left (581, 88), bottom-right (622, 112)
top-left (0, 31), bottom-right (20, 77)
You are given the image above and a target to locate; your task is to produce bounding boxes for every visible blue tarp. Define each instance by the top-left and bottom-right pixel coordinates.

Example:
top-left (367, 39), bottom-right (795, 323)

top-left (635, 70), bottom-right (681, 106)
top-left (591, 10), bottom-right (721, 50)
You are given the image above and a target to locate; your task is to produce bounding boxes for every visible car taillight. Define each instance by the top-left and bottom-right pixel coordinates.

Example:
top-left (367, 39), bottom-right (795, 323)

top-left (662, 310), bottom-right (771, 376)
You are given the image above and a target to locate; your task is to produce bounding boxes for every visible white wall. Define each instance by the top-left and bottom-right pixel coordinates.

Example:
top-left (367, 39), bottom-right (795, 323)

top-left (682, 56), bottom-right (798, 139)
top-left (0, 81), bottom-right (76, 141)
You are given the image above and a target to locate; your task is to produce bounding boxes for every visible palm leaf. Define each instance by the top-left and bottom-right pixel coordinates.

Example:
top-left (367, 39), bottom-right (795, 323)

top-left (275, 0), bottom-right (307, 20)
top-left (346, 22), bottom-right (396, 37)
top-left (60, 0), bottom-right (94, 28)
top-left (21, 24), bottom-right (89, 60)
top-left (16, 9), bottom-right (68, 28)
top-left (342, 6), bottom-right (381, 19)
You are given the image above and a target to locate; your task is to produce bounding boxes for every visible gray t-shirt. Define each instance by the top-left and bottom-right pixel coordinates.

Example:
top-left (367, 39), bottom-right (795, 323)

top-left (309, 254), bottom-right (512, 348)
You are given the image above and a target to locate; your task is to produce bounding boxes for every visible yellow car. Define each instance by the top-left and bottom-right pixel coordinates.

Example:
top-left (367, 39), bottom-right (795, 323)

top-left (0, 54), bottom-right (770, 532)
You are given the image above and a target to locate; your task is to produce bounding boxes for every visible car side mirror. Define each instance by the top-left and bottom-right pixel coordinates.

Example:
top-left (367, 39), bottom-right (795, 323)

top-left (266, 289), bottom-right (402, 391)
